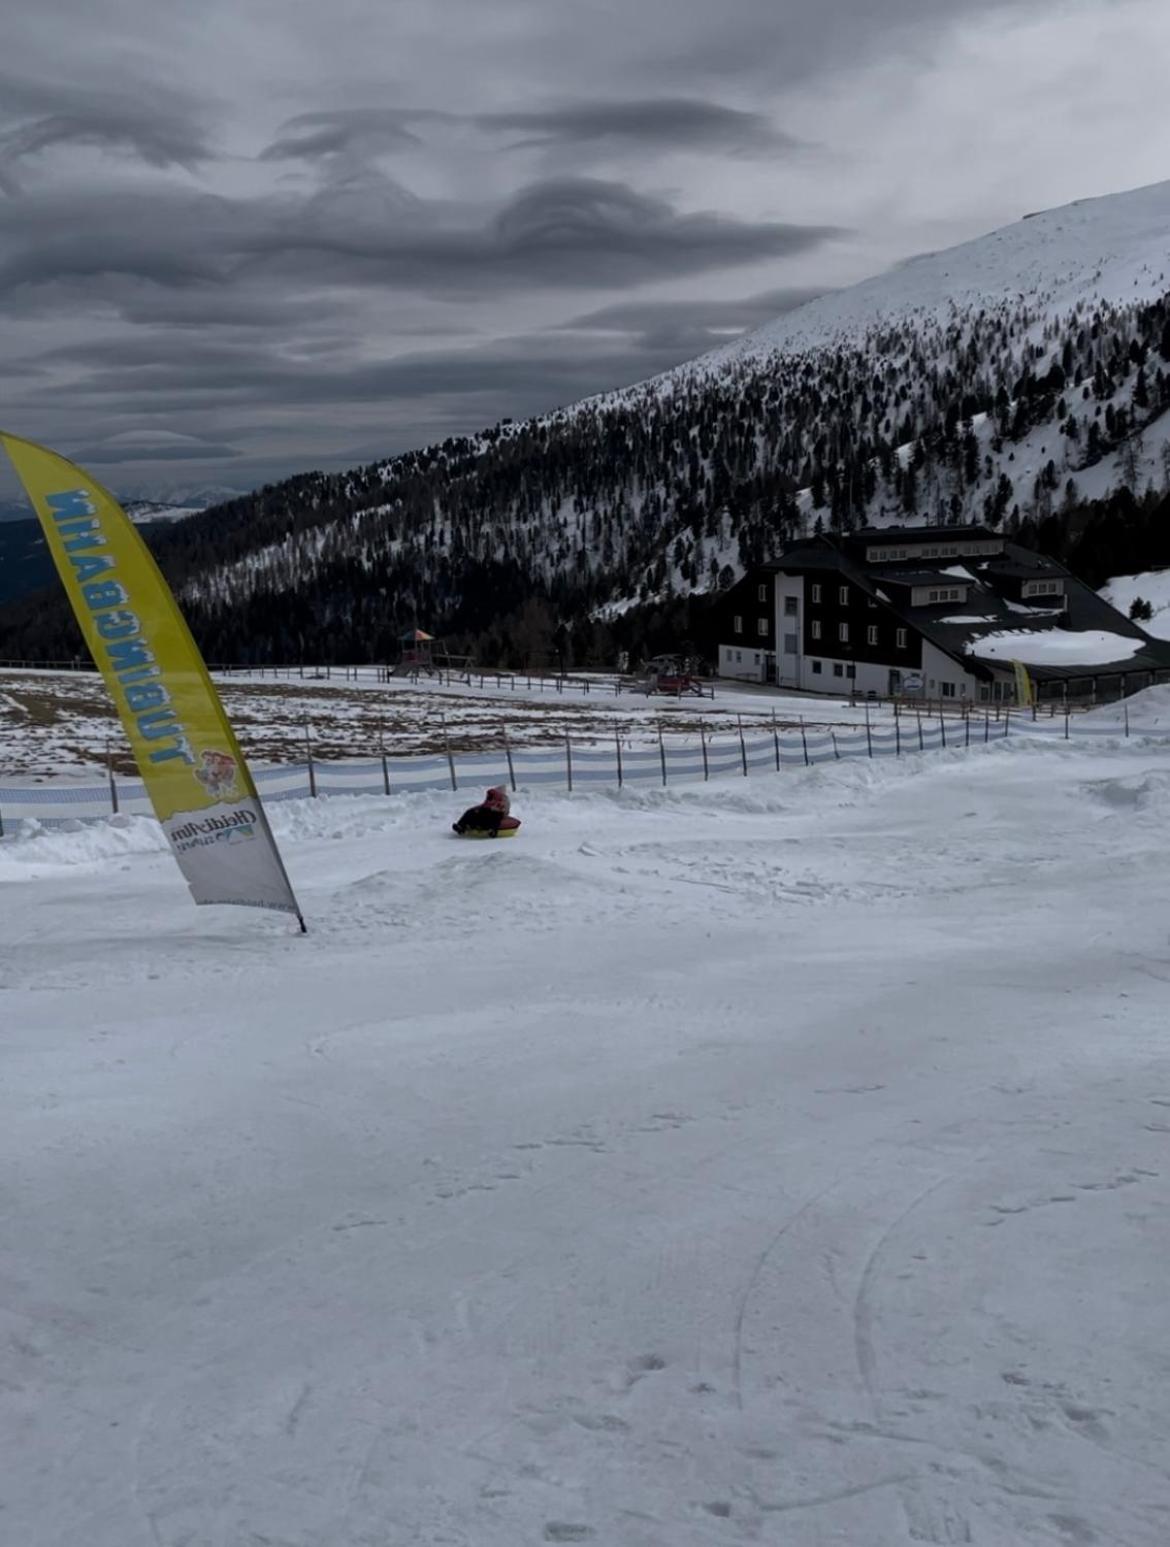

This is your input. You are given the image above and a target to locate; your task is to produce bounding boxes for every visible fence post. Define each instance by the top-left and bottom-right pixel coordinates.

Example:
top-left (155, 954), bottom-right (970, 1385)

top-left (379, 722), bottom-right (390, 797)
top-left (1064, 703), bottom-right (1070, 741)
top-left (503, 727), bottom-right (517, 792)
top-left (939, 706), bottom-right (947, 750)
top-left (565, 733), bottom-right (573, 793)
top-left (304, 721), bottom-right (317, 798)
top-left (984, 709), bottom-right (990, 744)
top-left (771, 712), bottom-right (780, 773)
top-left (658, 723), bottom-right (668, 787)
top-left (442, 715), bottom-right (457, 790)
top-left (799, 715), bottom-right (810, 767)
top-left (895, 714), bottom-right (901, 757)
top-left (615, 725), bottom-right (624, 789)
top-left (700, 721), bottom-right (710, 781)
top-left (965, 713), bottom-right (970, 749)
top-left (106, 738), bottom-right (120, 814)
top-left (917, 711), bottom-right (924, 753)
top-left (1124, 700), bottom-right (1130, 739)
top-left (737, 715), bottom-right (748, 776)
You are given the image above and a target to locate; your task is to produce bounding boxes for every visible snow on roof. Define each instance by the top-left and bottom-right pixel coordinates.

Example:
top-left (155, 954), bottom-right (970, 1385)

top-left (966, 629), bottom-right (1144, 667)
top-left (939, 566), bottom-right (976, 581)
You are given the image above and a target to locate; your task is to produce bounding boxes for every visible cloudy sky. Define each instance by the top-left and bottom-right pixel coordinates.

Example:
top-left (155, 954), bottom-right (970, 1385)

top-left (2, 0), bottom-right (1169, 504)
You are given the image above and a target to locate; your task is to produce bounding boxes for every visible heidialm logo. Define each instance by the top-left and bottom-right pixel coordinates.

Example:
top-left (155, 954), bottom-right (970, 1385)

top-left (170, 807), bottom-right (258, 853)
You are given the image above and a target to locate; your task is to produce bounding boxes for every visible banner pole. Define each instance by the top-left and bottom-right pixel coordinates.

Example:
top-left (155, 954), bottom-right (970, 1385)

top-left (106, 737), bottom-right (119, 815)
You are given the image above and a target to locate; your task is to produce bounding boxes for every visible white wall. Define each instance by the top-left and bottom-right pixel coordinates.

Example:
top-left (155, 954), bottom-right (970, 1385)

top-left (775, 573), bottom-right (803, 687)
top-left (718, 642), bottom-right (766, 682)
top-left (793, 641), bottom-right (983, 699)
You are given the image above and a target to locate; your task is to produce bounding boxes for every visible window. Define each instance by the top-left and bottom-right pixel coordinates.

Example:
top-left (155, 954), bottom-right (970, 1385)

top-left (926, 587), bottom-right (963, 604)
top-left (757, 617), bottom-right (769, 637)
top-left (811, 619), bottom-right (822, 641)
top-left (757, 583), bottom-right (768, 602)
top-left (1022, 579), bottom-right (1063, 598)
top-left (896, 628), bottom-right (908, 649)
top-left (754, 654), bottom-right (761, 665)
top-left (941, 682), bottom-right (956, 698)
top-left (784, 596), bottom-right (799, 615)
top-left (867, 625), bottom-right (879, 646)
top-left (868, 597), bottom-right (877, 609)
top-left (833, 662), bottom-right (844, 677)
top-left (839, 622), bottom-right (850, 643)
top-left (811, 660), bottom-right (823, 674)
top-left (784, 633), bottom-right (798, 654)
top-left (733, 614), bottom-right (743, 634)
top-left (811, 583), bottom-right (822, 603)
top-left (839, 585), bottom-right (849, 606)
top-left (846, 664), bottom-right (856, 680)
top-left (735, 651), bottom-right (742, 663)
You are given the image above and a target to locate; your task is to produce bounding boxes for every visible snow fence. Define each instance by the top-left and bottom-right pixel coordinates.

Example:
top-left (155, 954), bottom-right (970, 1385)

top-left (2, 709), bottom-right (1167, 831)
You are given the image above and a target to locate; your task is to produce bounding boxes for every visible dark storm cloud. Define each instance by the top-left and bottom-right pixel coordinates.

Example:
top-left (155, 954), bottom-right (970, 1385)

top-left (0, 177), bottom-right (841, 301)
top-left (71, 437), bottom-right (241, 463)
top-left (23, 327), bottom-right (713, 423)
top-left (475, 98), bottom-right (802, 155)
top-left (563, 286), bottom-right (828, 345)
top-left (242, 179), bottom-right (841, 291)
top-left (260, 109), bottom-right (448, 162)
top-left (0, 71), bottom-right (214, 195)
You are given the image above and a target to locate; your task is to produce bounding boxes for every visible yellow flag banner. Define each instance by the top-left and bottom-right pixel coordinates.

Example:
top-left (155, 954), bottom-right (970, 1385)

top-left (1, 432), bottom-right (304, 926)
top-left (1011, 659), bottom-right (1035, 708)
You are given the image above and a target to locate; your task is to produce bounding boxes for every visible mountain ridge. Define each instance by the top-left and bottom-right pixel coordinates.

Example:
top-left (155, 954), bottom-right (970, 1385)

top-left (3, 177), bottom-right (1170, 664)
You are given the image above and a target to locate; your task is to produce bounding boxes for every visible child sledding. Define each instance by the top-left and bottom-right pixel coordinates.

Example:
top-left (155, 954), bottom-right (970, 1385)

top-left (452, 786), bottom-right (521, 839)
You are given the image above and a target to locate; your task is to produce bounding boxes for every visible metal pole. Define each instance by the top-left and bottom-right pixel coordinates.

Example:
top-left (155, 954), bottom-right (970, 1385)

top-left (615, 725), bottom-right (624, 789)
top-left (379, 722), bottom-right (390, 796)
top-left (304, 721), bottom-right (317, 798)
top-left (1124, 700), bottom-right (1130, 739)
top-left (658, 723), bottom-right (668, 786)
top-left (1065, 702), bottom-right (1070, 740)
top-left (965, 712), bottom-right (970, 750)
top-left (831, 730), bottom-right (839, 760)
top-left (917, 711), bottom-right (924, 752)
top-left (106, 738), bottom-right (119, 814)
top-left (1004, 704), bottom-right (1012, 738)
top-left (939, 706), bottom-right (947, 749)
top-left (503, 727), bottom-right (517, 792)
top-left (771, 712), bottom-right (780, 773)
top-left (895, 714), bottom-right (901, 757)
top-left (737, 715), bottom-right (748, 776)
top-left (442, 714), bottom-right (457, 790)
top-left (800, 716), bottom-right (810, 767)
top-left (565, 733), bottom-right (573, 793)
top-left (865, 700), bottom-right (873, 759)
top-left (700, 721), bottom-right (710, 781)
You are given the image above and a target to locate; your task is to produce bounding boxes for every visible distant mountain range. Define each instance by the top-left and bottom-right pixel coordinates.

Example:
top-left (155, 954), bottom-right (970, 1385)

top-left (3, 179), bottom-right (1170, 664)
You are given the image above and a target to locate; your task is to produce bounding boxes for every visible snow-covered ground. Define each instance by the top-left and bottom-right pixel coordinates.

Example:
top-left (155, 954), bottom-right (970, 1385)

top-left (4, 733), bottom-right (1170, 1545)
top-left (0, 666), bottom-right (903, 778)
top-left (1100, 570), bottom-right (1170, 642)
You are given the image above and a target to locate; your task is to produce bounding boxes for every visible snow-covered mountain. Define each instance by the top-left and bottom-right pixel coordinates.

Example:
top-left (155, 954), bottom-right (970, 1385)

top-left (4, 178), bottom-right (1170, 664)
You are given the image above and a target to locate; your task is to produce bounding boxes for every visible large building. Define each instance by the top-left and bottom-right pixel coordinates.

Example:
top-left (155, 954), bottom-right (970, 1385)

top-left (716, 526), bottom-right (1170, 702)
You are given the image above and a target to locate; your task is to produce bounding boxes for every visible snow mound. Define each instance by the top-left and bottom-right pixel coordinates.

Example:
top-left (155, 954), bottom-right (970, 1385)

top-left (1083, 682), bottom-right (1170, 727)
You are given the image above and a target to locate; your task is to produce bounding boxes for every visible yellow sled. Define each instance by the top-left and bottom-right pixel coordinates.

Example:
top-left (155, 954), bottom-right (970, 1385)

top-left (454, 815), bottom-right (521, 839)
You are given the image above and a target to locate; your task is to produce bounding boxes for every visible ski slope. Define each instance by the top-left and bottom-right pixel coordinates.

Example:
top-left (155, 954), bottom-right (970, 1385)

top-left (3, 736), bottom-right (1170, 1545)
top-left (695, 177), bottom-right (1170, 372)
